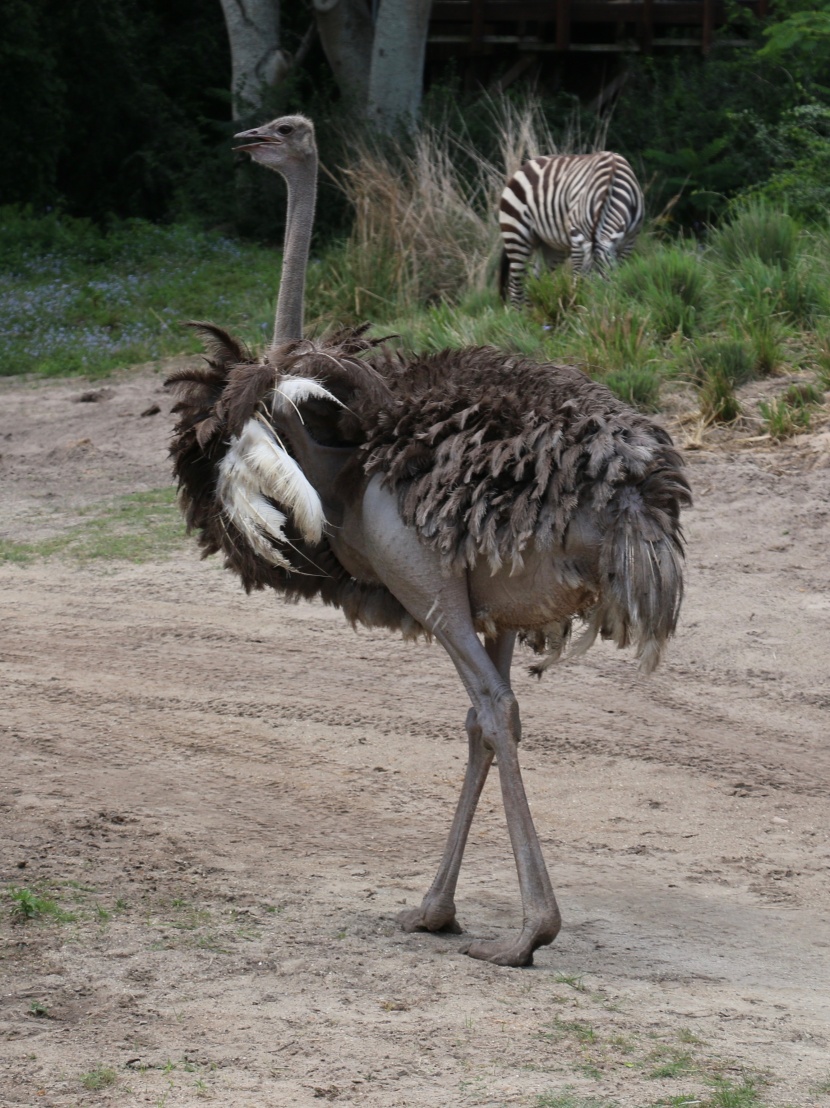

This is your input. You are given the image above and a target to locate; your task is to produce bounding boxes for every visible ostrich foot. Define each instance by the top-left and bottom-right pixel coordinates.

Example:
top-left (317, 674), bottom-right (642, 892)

top-left (460, 916), bottom-right (561, 967)
top-left (397, 899), bottom-right (462, 934)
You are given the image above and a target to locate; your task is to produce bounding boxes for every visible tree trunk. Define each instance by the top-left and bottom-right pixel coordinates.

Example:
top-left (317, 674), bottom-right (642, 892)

top-left (312, 0), bottom-right (373, 113)
top-left (367, 0), bottom-right (432, 132)
top-left (219, 0), bottom-right (288, 119)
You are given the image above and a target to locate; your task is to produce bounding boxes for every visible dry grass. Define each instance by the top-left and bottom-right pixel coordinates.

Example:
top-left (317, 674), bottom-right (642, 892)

top-left (307, 96), bottom-right (609, 325)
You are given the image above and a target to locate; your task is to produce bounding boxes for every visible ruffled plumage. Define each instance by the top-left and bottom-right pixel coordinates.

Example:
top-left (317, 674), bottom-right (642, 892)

top-left (168, 326), bottom-right (691, 670)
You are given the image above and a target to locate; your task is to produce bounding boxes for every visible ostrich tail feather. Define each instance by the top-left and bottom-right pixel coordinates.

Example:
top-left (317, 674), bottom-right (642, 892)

top-left (598, 467), bottom-right (691, 672)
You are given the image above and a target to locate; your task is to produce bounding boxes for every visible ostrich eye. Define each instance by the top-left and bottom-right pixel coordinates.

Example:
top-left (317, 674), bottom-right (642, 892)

top-left (277, 125), bottom-right (293, 136)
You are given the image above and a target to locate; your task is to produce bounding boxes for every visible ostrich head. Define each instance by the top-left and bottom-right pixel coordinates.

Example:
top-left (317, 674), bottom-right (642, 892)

top-left (233, 114), bottom-right (316, 174)
top-left (233, 114), bottom-right (318, 345)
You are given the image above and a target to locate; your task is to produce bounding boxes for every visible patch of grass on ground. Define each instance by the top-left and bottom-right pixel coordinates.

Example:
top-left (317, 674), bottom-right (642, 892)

top-left (0, 207), bottom-right (277, 378)
top-left (7, 886), bottom-right (76, 924)
top-left (760, 382), bottom-right (824, 439)
top-left (0, 487), bottom-right (185, 565)
top-left (79, 1066), bottom-right (118, 1090)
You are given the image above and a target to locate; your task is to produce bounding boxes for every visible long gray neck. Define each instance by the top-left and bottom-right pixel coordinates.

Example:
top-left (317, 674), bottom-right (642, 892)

top-left (273, 155), bottom-right (317, 345)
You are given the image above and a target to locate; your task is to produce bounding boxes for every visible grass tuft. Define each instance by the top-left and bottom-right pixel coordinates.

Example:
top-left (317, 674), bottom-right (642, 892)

top-left (760, 383), bottom-right (822, 439)
top-left (80, 1066), bottom-right (118, 1091)
top-left (616, 246), bottom-right (711, 339)
top-left (711, 200), bottom-right (800, 271)
top-left (693, 339), bottom-right (754, 423)
top-left (7, 886), bottom-right (76, 924)
top-left (0, 206), bottom-right (276, 378)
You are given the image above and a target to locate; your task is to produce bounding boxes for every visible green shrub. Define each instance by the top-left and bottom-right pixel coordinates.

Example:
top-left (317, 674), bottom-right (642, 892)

top-left (568, 304), bottom-right (657, 372)
top-left (744, 317), bottom-right (790, 377)
top-left (692, 338), bottom-right (754, 388)
top-left (711, 199), bottom-right (800, 270)
top-left (725, 254), bottom-right (828, 328)
top-left (527, 266), bottom-right (586, 331)
top-left (760, 383), bottom-right (822, 438)
top-left (605, 365), bottom-right (662, 411)
top-left (616, 247), bottom-right (710, 338)
top-left (693, 339), bottom-right (753, 423)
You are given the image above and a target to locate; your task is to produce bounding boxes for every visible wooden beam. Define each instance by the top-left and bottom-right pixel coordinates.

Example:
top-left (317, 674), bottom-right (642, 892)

top-left (471, 0), bottom-right (485, 53)
top-left (555, 0), bottom-right (570, 51)
top-left (642, 0), bottom-right (654, 51)
top-left (702, 0), bottom-right (714, 52)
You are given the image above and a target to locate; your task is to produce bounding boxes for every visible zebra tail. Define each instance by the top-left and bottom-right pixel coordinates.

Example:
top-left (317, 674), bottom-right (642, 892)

top-left (498, 248), bottom-right (510, 301)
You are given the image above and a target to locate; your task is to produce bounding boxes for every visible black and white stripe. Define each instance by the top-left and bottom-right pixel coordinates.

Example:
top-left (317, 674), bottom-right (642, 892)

top-left (499, 152), bottom-right (645, 304)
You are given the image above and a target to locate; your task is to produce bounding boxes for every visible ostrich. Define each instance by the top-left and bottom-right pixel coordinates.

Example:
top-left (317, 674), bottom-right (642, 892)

top-left (168, 115), bottom-right (691, 967)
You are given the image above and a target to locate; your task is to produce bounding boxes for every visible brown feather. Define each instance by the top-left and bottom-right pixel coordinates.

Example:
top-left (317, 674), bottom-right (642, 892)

top-left (168, 327), bottom-right (691, 671)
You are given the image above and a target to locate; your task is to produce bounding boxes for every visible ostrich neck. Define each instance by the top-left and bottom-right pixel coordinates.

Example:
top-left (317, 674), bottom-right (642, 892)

top-left (273, 156), bottom-right (318, 345)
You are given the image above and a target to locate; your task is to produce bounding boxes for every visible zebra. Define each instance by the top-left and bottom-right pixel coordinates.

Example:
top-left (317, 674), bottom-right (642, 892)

top-left (499, 152), bottom-right (645, 305)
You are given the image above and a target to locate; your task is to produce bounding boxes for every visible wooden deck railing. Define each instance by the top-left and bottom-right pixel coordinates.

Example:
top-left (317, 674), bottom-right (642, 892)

top-left (429, 0), bottom-right (769, 55)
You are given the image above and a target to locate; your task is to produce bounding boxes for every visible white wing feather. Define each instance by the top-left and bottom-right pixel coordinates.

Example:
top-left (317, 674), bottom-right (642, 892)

top-left (270, 376), bottom-right (344, 414)
top-left (238, 418), bottom-right (325, 544)
top-left (217, 439), bottom-right (293, 569)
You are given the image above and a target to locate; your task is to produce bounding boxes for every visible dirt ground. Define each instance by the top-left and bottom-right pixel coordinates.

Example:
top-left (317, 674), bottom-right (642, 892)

top-left (1, 363), bottom-right (829, 1108)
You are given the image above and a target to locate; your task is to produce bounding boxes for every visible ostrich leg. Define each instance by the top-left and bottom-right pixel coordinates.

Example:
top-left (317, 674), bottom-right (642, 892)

top-left (397, 632), bottom-right (516, 935)
top-left (359, 479), bottom-right (561, 966)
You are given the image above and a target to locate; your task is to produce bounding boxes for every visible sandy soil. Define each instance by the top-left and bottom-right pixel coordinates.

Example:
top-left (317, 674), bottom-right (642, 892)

top-left (1, 364), bottom-right (829, 1108)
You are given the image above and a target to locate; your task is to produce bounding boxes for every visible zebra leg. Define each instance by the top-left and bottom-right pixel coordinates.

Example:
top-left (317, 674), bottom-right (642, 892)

top-left (505, 252), bottom-right (530, 307)
top-left (569, 228), bottom-right (593, 276)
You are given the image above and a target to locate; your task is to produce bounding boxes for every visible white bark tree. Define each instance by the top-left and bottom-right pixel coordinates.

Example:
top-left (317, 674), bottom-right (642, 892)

top-left (312, 0), bottom-right (433, 131)
top-left (219, 0), bottom-right (288, 119)
top-left (366, 0), bottom-right (432, 132)
top-left (219, 0), bottom-right (433, 131)
top-left (312, 0), bottom-right (374, 112)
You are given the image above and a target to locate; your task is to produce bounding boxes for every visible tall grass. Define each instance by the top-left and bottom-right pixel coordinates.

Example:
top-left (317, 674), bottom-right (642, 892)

top-left (308, 127), bottom-right (499, 323)
top-left (3, 113), bottom-right (830, 429)
top-left (306, 96), bottom-right (609, 327)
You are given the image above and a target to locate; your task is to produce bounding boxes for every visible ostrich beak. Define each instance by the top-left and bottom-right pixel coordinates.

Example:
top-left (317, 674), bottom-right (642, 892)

top-left (233, 128), bottom-right (281, 153)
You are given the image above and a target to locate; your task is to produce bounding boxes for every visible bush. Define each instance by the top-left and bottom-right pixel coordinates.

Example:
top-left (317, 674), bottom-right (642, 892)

top-left (615, 246), bottom-right (711, 338)
top-left (693, 339), bottom-right (753, 423)
top-left (760, 383), bottom-right (823, 438)
top-left (526, 267), bottom-right (585, 330)
top-left (605, 365), bottom-right (662, 411)
top-left (725, 254), bottom-right (828, 327)
top-left (710, 200), bottom-right (800, 270)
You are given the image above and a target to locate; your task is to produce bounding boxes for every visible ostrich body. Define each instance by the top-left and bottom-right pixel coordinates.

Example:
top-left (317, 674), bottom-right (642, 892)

top-left (169, 116), bottom-right (691, 967)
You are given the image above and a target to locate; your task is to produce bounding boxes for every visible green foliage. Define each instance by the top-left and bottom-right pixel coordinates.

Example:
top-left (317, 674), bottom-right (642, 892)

top-left (704, 1077), bottom-right (762, 1107)
top-left (814, 332), bottom-right (830, 387)
top-left (0, 207), bottom-right (277, 377)
top-left (758, 3), bottom-right (830, 82)
top-left (745, 317), bottom-right (789, 377)
top-left (387, 292), bottom-right (558, 360)
top-left (615, 247), bottom-right (711, 339)
top-left (746, 101), bottom-right (830, 224)
top-left (693, 340), bottom-right (752, 423)
top-left (726, 254), bottom-right (828, 328)
top-left (535, 1090), bottom-right (612, 1108)
top-left (648, 1051), bottom-right (696, 1079)
top-left (569, 303), bottom-right (658, 374)
top-left (760, 382), bottom-right (823, 438)
top-left (527, 267), bottom-right (586, 331)
top-left (7, 887), bottom-right (76, 924)
top-left (605, 365), bottom-right (662, 411)
top-left (710, 201), bottom-right (800, 271)
top-left (1, 0), bottom-right (232, 223)
top-left (606, 46), bottom-right (795, 225)
top-left (80, 1067), bottom-right (118, 1091)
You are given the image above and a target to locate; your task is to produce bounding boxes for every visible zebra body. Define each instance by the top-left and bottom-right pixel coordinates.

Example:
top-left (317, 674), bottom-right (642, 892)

top-left (499, 152), bottom-right (645, 305)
